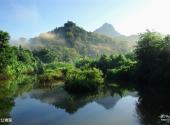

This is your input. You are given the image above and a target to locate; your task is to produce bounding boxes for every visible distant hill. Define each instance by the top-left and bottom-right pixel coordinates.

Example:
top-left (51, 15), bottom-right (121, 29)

top-left (29, 21), bottom-right (130, 60)
top-left (94, 23), bottom-right (138, 51)
top-left (94, 23), bottom-right (122, 37)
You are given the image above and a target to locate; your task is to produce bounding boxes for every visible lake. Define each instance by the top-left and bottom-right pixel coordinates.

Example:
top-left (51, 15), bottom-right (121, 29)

top-left (0, 79), bottom-right (168, 125)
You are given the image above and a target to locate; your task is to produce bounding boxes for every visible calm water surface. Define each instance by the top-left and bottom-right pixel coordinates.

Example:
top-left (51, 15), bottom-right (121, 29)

top-left (9, 86), bottom-right (140, 125)
top-left (0, 79), bottom-right (168, 125)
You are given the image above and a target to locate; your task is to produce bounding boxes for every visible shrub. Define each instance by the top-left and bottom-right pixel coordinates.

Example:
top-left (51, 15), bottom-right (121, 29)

top-left (65, 68), bottom-right (104, 93)
top-left (106, 63), bottom-right (135, 82)
top-left (38, 69), bottom-right (63, 83)
top-left (45, 62), bottom-right (73, 70)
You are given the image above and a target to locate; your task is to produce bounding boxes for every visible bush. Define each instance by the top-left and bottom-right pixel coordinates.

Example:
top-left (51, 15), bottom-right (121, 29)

top-left (65, 68), bottom-right (104, 93)
top-left (38, 62), bottom-right (74, 83)
top-left (75, 56), bottom-right (94, 68)
top-left (106, 63), bottom-right (135, 82)
top-left (38, 69), bottom-right (63, 83)
top-left (45, 62), bottom-right (73, 70)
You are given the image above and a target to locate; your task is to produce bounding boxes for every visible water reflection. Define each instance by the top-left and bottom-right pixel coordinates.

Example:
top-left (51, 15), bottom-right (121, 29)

top-left (136, 86), bottom-right (170, 125)
top-left (29, 83), bottom-right (138, 113)
top-left (0, 78), bottom-right (170, 125)
top-left (96, 96), bottom-right (120, 109)
top-left (11, 85), bottom-right (139, 125)
top-left (0, 75), bottom-right (36, 125)
top-left (30, 86), bottom-right (121, 113)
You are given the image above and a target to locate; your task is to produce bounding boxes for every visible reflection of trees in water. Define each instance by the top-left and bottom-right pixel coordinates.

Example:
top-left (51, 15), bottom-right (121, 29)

top-left (0, 75), bottom-right (36, 98)
top-left (30, 87), bottom-right (112, 113)
top-left (0, 98), bottom-right (14, 125)
top-left (0, 76), bottom-right (36, 124)
top-left (136, 86), bottom-right (170, 125)
top-left (30, 84), bottom-right (136, 114)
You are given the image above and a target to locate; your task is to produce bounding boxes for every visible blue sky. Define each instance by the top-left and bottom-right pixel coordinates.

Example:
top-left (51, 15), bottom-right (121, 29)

top-left (0, 0), bottom-right (170, 39)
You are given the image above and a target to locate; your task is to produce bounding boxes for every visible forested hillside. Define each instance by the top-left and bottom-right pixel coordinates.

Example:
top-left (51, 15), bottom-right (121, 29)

top-left (29, 21), bottom-right (130, 61)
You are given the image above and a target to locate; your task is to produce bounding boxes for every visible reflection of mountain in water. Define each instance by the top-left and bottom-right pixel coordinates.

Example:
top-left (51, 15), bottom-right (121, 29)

top-left (29, 87), bottom-right (122, 114)
top-left (29, 86), bottom-right (138, 114)
top-left (96, 95), bottom-right (121, 109)
top-left (30, 87), bottom-right (68, 105)
top-left (96, 91), bottom-right (137, 110)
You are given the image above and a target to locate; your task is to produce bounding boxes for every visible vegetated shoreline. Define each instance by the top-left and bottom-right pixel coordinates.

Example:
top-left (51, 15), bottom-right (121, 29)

top-left (0, 30), bottom-right (170, 94)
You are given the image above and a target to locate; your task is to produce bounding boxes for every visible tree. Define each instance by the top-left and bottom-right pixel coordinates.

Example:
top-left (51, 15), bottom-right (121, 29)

top-left (0, 31), bottom-right (12, 74)
top-left (0, 31), bottom-right (39, 76)
top-left (33, 48), bottom-right (56, 63)
top-left (135, 31), bottom-right (170, 84)
top-left (0, 31), bottom-right (10, 49)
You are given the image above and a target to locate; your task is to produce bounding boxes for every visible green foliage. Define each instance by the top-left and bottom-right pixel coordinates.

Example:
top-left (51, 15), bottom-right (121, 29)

top-left (65, 68), bottom-right (104, 93)
top-left (33, 47), bottom-right (80, 62)
top-left (93, 54), bottom-right (136, 81)
top-left (0, 75), bottom-right (36, 119)
top-left (0, 75), bottom-right (35, 99)
top-left (5, 46), bottom-right (37, 75)
top-left (0, 31), bottom-right (40, 78)
top-left (2, 29), bottom-right (170, 94)
top-left (75, 56), bottom-right (95, 69)
top-left (33, 48), bottom-right (56, 63)
top-left (0, 30), bottom-right (10, 48)
top-left (0, 31), bottom-right (13, 75)
top-left (135, 31), bottom-right (170, 84)
top-left (38, 62), bottom-right (74, 83)
top-left (106, 64), bottom-right (135, 81)
top-left (30, 21), bottom-right (130, 59)
top-left (93, 54), bottom-right (135, 74)
top-left (75, 54), bottom-right (136, 82)
top-left (38, 69), bottom-right (63, 83)
top-left (45, 61), bottom-right (74, 70)
top-left (58, 47), bottom-right (79, 62)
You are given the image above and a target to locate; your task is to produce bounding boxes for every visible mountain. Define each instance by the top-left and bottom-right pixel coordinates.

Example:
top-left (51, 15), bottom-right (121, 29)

top-left (94, 23), bottom-right (138, 51)
top-left (94, 23), bottom-right (139, 42)
top-left (94, 23), bottom-right (122, 37)
top-left (29, 21), bottom-right (130, 61)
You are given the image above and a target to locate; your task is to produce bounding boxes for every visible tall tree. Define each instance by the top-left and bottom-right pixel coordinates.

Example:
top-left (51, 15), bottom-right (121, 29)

top-left (0, 30), bottom-right (10, 49)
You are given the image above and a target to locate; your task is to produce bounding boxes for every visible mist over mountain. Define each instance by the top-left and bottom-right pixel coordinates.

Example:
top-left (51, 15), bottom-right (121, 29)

top-left (28, 21), bottom-right (130, 60)
top-left (10, 37), bottom-right (31, 49)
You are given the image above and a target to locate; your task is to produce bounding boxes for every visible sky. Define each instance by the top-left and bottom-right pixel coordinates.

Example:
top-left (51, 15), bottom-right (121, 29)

top-left (0, 0), bottom-right (170, 39)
